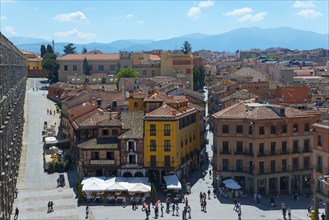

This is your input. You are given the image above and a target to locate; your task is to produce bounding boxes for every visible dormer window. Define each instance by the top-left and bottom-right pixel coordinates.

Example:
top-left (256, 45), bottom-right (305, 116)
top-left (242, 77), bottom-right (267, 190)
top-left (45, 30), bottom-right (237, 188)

top-left (127, 140), bottom-right (136, 152)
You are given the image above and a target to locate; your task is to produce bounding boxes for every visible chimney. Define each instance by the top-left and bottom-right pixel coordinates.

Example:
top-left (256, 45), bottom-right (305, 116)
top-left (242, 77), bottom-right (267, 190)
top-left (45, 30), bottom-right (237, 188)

top-left (112, 100), bottom-right (117, 111)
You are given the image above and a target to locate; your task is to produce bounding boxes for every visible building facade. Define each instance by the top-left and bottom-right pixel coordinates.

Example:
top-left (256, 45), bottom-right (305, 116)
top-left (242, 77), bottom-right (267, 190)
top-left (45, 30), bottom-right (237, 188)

top-left (0, 33), bottom-right (26, 219)
top-left (313, 121), bottom-right (329, 219)
top-left (212, 102), bottom-right (320, 196)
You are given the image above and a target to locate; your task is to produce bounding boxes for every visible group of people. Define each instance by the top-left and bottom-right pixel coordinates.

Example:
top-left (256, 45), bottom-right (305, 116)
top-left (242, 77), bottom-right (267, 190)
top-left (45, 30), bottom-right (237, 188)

top-left (47, 109), bottom-right (56, 115)
top-left (47, 201), bottom-right (54, 213)
top-left (280, 202), bottom-right (291, 220)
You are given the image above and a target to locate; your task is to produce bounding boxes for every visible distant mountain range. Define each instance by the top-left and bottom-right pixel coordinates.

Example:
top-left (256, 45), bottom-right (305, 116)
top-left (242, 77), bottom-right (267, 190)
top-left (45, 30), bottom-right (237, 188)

top-left (10, 27), bottom-right (329, 54)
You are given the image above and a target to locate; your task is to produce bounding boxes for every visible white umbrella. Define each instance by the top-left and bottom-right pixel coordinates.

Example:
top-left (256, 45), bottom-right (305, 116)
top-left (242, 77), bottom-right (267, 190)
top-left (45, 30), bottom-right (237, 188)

top-left (128, 183), bottom-right (151, 193)
top-left (225, 182), bottom-right (241, 190)
top-left (106, 182), bottom-right (128, 191)
top-left (82, 182), bottom-right (106, 192)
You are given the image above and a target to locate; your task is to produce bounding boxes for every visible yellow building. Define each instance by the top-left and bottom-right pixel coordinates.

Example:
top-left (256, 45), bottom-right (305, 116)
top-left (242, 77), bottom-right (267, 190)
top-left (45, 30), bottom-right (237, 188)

top-left (128, 92), bottom-right (200, 183)
top-left (160, 51), bottom-right (194, 90)
top-left (21, 51), bottom-right (47, 77)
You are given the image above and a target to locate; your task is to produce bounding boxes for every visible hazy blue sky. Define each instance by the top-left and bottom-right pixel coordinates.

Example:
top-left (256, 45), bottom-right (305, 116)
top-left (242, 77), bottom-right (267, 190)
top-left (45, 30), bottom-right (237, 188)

top-left (1, 0), bottom-right (328, 43)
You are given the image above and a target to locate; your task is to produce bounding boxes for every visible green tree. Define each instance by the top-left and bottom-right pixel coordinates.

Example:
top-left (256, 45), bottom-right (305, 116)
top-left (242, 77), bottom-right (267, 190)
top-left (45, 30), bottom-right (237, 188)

top-left (42, 53), bottom-right (59, 82)
top-left (116, 67), bottom-right (140, 88)
top-left (40, 45), bottom-right (47, 58)
top-left (63, 43), bottom-right (77, 55)
top-left (76, 181), bottom-right (84, 202)
top-left (193, 64), bottom-right (206, 91)
top-left (181, 41), bottom-right (192, 54)
top-left (46, 44), bottom-right (54, 54)
top-left (83, 57), bottom-right (90, 75)
top-left (82, 47), bottom-right (88, 54)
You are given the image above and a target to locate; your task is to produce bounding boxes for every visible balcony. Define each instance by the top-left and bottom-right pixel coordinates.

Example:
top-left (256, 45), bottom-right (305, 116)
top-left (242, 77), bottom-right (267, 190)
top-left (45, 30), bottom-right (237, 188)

top-left (303, 147), bottom-right (311, 153)
top-left (90, 159), bottom-right (115, 165)
top-left (257, 152), bottom-right (267, 157)
top-left (220, 150), bottom-right (231, 155)
top-left (269, 151), bottom-right (277, 156)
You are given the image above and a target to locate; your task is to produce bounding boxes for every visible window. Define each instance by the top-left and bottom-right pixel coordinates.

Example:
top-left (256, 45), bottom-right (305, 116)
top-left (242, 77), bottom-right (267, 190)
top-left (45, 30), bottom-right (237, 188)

top-left (150, 140), bottom-right (156, 151)
top-left (98, 65), bottom-right (104, 71)
top-left (259, 161), bottom-right (264, 174)
top-left (128, 154), bottom-right (137, 164)
top-left (236, 125), bottom-right (243, 134)
top-left (222, 125), bottom-right (229, 134)
top-left (292, 158), bottom-right (299, 170)
top-left (281, 141), bottom-right (287, 153)
top-left (317, 156), bottom-right (323, 172)
top-left (110, 64), bottom-right (116, 71)
top-left (304, 157), bottom-right (310, 169)
top-left (248, 126), bottom-right (253, 135)
top-left (164, 124), bottom-right (170, 136)
top-left (259, 143), bottom-right (264, 155)
top-left (236, 141), bottom-right (243, 153)
top-left (112, 129), bottom-right (119, 136)
top-left (271, 126), bottom-right (276, 134)
top-left (222, 141), bottom-right (229, 153)
top-left (164, 140), bottom-right (170, 151)
top-left (64, 65), bottom-right (68, 71)
top-left (270, 142), bottom-right (276, 154)
top-left (282, 159), bottom-right (287, 172)
top-left (91, 152), bottom-right (99, 160)
top-left (134, 102), bottom-right (139, 108)
top-left (236, 159), bottom-right (243, 172)
top-left (106, 152), bottom-right (114, 160)
top-left (102, 129), bottom-right (109, 136)
top-left (127, 140), bottom-right (136, 152)
top-left (222, 159), bottom-right (229, 171)
top-left (73, 65), bottom-right (77, 71)
top-left (293, 124), bottom-right (299, 133)
top-left (293, 140), bottom-right (299, 153)
top-left (164, 156), bottom-right (171, 167)
top-left (259, 126), bottom-right (265, 135)
top-left (304, 123), bottom-right (310, 132)
top-left (150, 155), bottom-right (156, 167)
top-left (150, 124), bottom-right (156, 136)
top-left (249, 143), bottom-right (253, 155)
top-left (271, 160), bottom-right (276, 172)
top-left (304, 139), bottom-right (310, 152)
top-left (282, 125), bottom-right (287, 134)
top-left (318, 135), bottom-right (323, 146)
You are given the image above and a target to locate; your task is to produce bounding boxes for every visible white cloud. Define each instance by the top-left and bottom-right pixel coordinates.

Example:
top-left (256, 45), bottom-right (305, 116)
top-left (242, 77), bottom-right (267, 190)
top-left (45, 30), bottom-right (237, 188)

top-left (198, 0), bottom-right (214, 8)
top-left (0, 16), bottom-right (7, 20)
top-left (297, 9), bottom-right (322, 18)
top-left (187, 6), bottom-right (201, 20)
top-left (3, 26), bottom-right (17, 36)
top-left (238, 12), bottom-right (268, 22)
top-left (125, 14), bottom-right (134, 18)
top-left (292, 1), bottom-right (315, 8)
top-left (54, 29), bottom-right (96, 39)
top-left (136, 20), bottom-right (144, 24)
top-left (53, 11), bottom-right (88, 22)
top-left (224, 7), bottom-right (253, 16)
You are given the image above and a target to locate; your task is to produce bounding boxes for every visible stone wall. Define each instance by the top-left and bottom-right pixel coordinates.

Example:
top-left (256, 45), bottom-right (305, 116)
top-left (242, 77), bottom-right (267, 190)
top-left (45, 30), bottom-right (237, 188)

top-left (0, 33), bottom-right (27, 220)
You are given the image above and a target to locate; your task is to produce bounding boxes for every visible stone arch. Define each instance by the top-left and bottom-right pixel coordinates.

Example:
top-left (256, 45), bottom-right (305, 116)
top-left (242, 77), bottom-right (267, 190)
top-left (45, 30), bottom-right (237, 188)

top-left (134, 172), bottom-right (144, 177)
top-left (123, 172), bottom-right (133, 177)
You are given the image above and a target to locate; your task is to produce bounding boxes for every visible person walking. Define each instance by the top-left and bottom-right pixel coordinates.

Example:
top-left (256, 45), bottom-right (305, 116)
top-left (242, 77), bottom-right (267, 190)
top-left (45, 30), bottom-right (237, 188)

top-left (287, 207), bottom-right (291, 220)
top-left (187, 205), bottom-right (191, 219)
top-left (50, 201), bottom-right (54, 212)
top-left (321, 213), bottom-right (325, 220)
top-left (237, 208), bottom-right (242, 220)
top-left (207, 190), bottom-right (211, 200)
top-left (166, 198), bottom-right (170, 213)
top-left (203, 199), bottom-right (207, 212)
top-left (14, 207), bottom-right (19, 219)
top-left (176, 205), bottom-right (180, 216)
top-left (160, 203), bottom-right (164, 217)
top-left (47, 201), bottom-right (51, 213)
top-left (185, 197), bottom-right (188, 207)
top-left (209, 169), bottom-right (212, 179)
top-left (85, 205), bottom-right (89, 219)
top-left (145, 208), bottom-right (149, 220)
top-left (172, 203), bottom-right (176, 216)
top-left (282, 205), bottom-right (287, 220)
top-left (122, 196), bottom-right (126, 208)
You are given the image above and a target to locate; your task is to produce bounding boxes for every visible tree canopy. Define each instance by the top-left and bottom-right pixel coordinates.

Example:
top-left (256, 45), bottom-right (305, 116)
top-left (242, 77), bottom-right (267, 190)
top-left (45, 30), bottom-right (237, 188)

top-left (193, 64), bottom-right (205, 91)
top-left (181, 41), bottom-right (192, 54)
top-left (82, 47), bottom-right (88, 54)
top-left (115, 67), bottom-right (140, 87)
top-left (40, 45), bottom-right (47, 58)
top-left (83, 57), bottom-right (90, 75)
top-left (46, 44), bottom-right (54, 54)
top-left (63, 43), bottom-right (77, 55)
top-left (42, 52), bottom-right (58, 82)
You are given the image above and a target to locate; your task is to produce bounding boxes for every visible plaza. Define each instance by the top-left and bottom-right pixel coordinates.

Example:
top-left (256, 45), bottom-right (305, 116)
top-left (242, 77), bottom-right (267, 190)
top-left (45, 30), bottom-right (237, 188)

top-left (11, 78), bottom-right (325, 220)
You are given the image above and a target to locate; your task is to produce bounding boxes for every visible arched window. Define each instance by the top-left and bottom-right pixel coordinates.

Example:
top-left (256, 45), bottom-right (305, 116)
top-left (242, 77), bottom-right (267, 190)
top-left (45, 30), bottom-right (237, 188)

top-left (126, 140), bottom-right (136, 152)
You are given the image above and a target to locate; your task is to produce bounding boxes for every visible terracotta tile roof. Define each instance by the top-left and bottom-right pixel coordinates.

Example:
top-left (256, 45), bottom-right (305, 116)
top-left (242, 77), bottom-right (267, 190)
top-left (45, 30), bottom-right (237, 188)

top-left (73, 109), bottom-right (108, 128)
top-left (118, 111), bottom-right (144, 139)
top-left (97, 113), bottom-right (122, 127)
top-left (150, 54), bottom-right (161, 61)
top-left (77, 137), bottom-right (119, 149)
top-left (144, 92), bottom-right (188, 104)
top-left (57, 53), bottom-right (120, 61)
top-left (213, 101), bottom-right (317, 120)
top-left (145, 103), bottom-right (196, 120)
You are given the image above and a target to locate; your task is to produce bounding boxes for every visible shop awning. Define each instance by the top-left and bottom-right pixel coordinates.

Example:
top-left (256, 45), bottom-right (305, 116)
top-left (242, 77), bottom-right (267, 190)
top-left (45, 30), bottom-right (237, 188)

top-left (223, 179), bottom-right (241, 190)
top-left (163, 175), bottom-right (182, 190)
